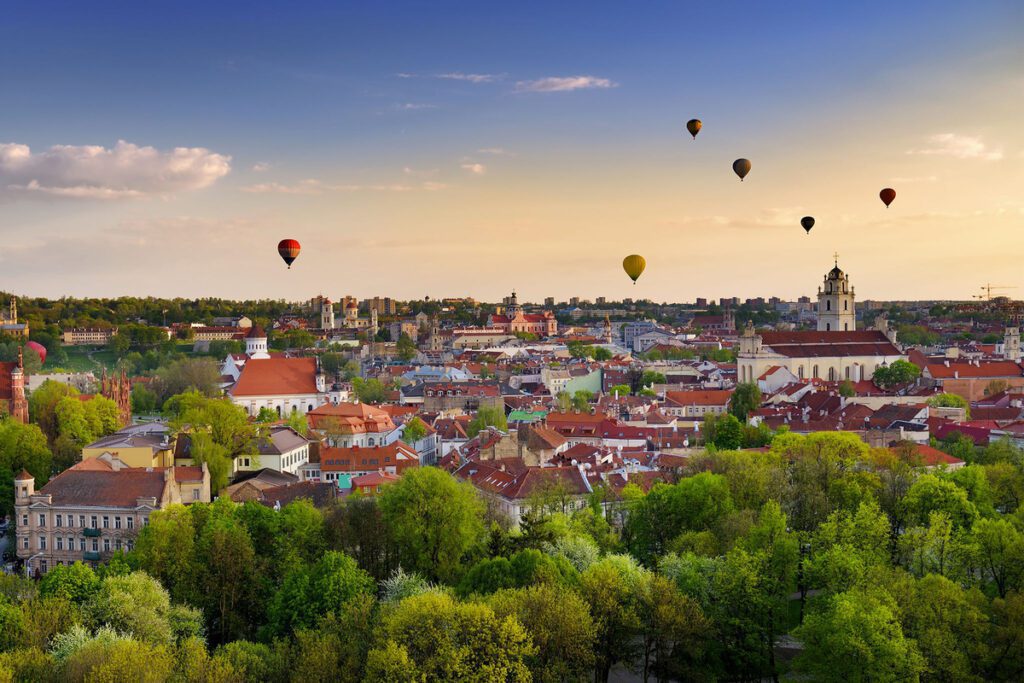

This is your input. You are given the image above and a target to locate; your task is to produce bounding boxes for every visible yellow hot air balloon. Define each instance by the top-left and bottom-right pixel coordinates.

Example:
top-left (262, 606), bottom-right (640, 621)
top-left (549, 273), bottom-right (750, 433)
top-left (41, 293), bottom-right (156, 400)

top-left (686, 118), bottom-right (702, 139)
top-left (622, 254), bottom-right (646, 284)
top-left (732, 158), bottom-right (751, 181)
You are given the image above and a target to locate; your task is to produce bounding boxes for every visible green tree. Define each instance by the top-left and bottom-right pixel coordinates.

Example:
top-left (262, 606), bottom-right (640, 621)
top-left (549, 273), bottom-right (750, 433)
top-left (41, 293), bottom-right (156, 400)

top-left (571, 390), bottom-right (594, 412)
top-left (794, 588), bottom-right (925, 682)
top-left (396, 333), bottom-right (417, 362)
top-left (268, 551), bottom-right (374, 635)
top-left (378, 467), bottom-right (486, 582)
top-left (610, 384), bottom-right (631, 396)
top-left (872, 359), bottom-right (921, 388)
top-left (27, 379), bottom-right (78, 444)
top-left (367, 592), bottom-right (534, 681)
top-left (85, 572), bottom-right (176, 645)
top-left (351, 377), bottom-right (388, 403)
top-left (38, 562), bottom-right (99, 605)
top-left (903, 473), bottom-right (979, 530)
top-left (581, 555), bottom-right (645, 682)
top-left (927, 392), bottom-right (971, 419)
top-left (0, 419), bottom-right (52, 516)
top-left (970, 517), bottom-right (1024, 598)
top-left (130, 383), bottom-right (159, 414)
top-left (838, 379), bottom-right (856, 397)
top-left (488, 584), bottom-right (596, 683)
top-left (402, 416), bottom-right (428, 444)
top-left (729, 382), bottom-right (762, 421)
top-left (637, 573), bottom-right (710, 683)
top-left (704, 413), bottom-right (744, 450)
top-left (467, 405), bottom-right (507, 438)
top-left (130, 504), bottom-right (197, 604)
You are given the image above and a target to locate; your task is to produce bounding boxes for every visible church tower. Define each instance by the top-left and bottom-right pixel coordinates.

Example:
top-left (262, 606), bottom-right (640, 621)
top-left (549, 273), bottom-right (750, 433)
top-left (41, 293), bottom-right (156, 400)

top-left (817, 256), bottom-right (856, 332)
top-left (320, 298), bottom-right (335, 330)
top-left (506, 291), bottom-right (522, 319)
top-left (1003, 327), bottom-right (1021, 361)
top-left (245, 325), bottom-right (269, 359)
top-left (604, 315), bottom-right (613, 344)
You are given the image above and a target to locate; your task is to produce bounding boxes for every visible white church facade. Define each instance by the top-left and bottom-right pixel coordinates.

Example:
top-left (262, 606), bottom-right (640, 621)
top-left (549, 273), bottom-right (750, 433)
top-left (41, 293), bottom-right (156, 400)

top-left (737, 260), bottom-right (906, 384)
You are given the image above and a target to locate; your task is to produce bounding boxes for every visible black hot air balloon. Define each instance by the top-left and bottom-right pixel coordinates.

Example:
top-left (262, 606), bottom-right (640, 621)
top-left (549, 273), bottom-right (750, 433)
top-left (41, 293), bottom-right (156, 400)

top-left (732, 158), bottom-right (751, 181)
top-left (277, 239), bottom-right (301, 269)
top-left (879, 188), bottom-right (896, 208)
top-left (800, 216), bottom-right (815, 235)
top-left (686, 119), bottom-right (702, 139)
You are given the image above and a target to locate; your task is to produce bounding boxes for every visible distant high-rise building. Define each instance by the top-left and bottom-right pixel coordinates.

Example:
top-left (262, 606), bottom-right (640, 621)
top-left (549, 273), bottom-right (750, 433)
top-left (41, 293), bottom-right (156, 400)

top-left (570, 297), bottom-right (581, 307)
top-left (797, 296), bottom-right (812, 304)
top-left (695, 298), bottom-right (708, 308)
top-left (595, 297), bottom-right (606, 306)
top-left (363, 297), bottom-right (397, 316)
top-left (720, 297), bottom-right (739, 307)
top-left (544, 297), bottom-right (555, 307)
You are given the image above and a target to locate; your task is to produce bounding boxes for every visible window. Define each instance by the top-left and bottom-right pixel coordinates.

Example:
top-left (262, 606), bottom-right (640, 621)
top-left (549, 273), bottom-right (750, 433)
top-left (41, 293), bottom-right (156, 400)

top-left (56, 537), bottom-right (63, 551)
top-left (79, 515), bottom-right (85, 528)
top-left (116, 540), bottom-right (122, 550)
top-left (142, 517), bottom-right (149, 526)
top-left (103, 539), bottom-right (111, 552)
top-left (127, 517), bottom-right (134, 530)
top-left (38, 514), bottom-right (46, 527)
top-left (79, 539), bottom-right (86, 551)
top-left (798, 366), bottom-right (805, 379)
top-left (114, 517), bottom-right (121, 529)
top-left (68, 537), bottom-right (74, 550)
top-left (90, 515), bottom-right (97, 529)
top-left (102, 516), bottom-right (109, 529)
top-left (844, 300), bottom-right (848, 311)
top-left (91, 539), bottom-right (98, 552)
top-left (845, 367), bottom-right (851, 380)
top-left (21, 514), bottom-right (27, 527)
top-left (826, 323), bottom-right (831, 331)
top-left (828, 367), bottom-right (836, 381)
top-left (39, 537), bottom-right (46, 550)
top-left (813, 365), bottom-right (819, 379)
top-left (193, 489), bottom-right (200, 501)
top-left (55, 514), bottom-right (62, 528)
top-left (22, 538), bottom-right (29, 550)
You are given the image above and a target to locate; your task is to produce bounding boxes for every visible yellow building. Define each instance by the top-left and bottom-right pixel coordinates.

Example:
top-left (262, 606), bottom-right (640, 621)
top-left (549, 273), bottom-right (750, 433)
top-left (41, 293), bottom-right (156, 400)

top-left (81, 424), bottom-right (175, 469)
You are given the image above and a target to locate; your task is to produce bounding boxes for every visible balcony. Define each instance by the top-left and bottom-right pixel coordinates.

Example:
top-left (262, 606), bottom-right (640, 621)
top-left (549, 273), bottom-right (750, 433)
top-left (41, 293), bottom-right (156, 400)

top-left (83, 551), bottom-right (101, 561)
top-left (83, 528), bottom-right (101, 538)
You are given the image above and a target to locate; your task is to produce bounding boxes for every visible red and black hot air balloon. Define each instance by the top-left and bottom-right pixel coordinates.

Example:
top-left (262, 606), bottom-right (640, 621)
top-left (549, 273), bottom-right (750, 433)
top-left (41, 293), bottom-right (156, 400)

top-left (25, 341), bottom-right (46, 365)
top-left (277, 239), bottom-right (301, 269)
top-left (800, 216), bottom-right (815, 235)
top-left (879, 188), bottom-right (896, 208)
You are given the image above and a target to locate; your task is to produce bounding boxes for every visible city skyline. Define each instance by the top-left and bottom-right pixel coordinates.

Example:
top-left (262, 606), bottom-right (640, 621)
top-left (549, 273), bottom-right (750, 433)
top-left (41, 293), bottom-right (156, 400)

top-left (1, 1), bottom-right (1021, 301)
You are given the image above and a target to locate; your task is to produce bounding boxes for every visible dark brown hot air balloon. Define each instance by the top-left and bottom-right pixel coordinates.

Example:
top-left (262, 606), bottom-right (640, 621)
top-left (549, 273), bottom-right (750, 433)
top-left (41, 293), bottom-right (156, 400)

top-left (277, 239), bottom-right (301, 269)
top-left (879, 187), bottom-right (896, 208)
top-left (800, 216), bottom-right (815, 234)
top-left (732, 158), bottom-right (751, 181)
top-left (686, 119), bottom-right (702, 139)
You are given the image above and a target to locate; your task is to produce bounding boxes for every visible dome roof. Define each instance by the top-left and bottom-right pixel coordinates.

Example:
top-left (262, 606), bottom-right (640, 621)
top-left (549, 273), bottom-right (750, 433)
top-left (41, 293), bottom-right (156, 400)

top-left (345, 301), bottom-right (358, 309)
top-left (826, 265), bottom-right (845, 280)
top-left (246, 324), bottom-right (267, 339)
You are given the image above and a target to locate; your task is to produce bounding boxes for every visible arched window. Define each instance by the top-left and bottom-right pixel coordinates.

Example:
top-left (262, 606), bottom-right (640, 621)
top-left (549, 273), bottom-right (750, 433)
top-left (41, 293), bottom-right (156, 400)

top-left (826, 323), bottom-right (831, 331)
top-left (844, 323), bottom-right (849, 331)
top-left (813, 365), bottom-right (819, 379)
top-left (844, 366), bottom-right (851, 379)
top-left (844, 300), bottom-right (848, 311)
top-left (827, 300), bottom-right (832, 311)
top-left (798, 366), bottom-right (805, 379)
top-left (828, 367), bottom-right (836, 381)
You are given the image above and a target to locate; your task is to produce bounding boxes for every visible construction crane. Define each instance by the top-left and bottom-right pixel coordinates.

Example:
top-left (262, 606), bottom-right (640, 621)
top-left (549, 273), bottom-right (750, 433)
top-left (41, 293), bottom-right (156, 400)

top-left (973, 284), bottom-right (1017, 301)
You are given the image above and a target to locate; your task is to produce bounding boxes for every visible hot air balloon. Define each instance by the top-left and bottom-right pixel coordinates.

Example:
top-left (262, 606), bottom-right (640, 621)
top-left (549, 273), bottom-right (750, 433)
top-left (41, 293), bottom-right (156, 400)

top-left (25, 341), bottom-right (46, 365)
top-left (800, 216), bottom-right (815, 234)
top-left (277, 239), bottom-right (301, 269)
top-left (686, 119), bottom-right (702, 139)
top-left (879, 187), bottom-right (896, 208)
top-left (622, 254), bottom-right (646, 284)
top-left (732, 158), bottom-right (751, 181)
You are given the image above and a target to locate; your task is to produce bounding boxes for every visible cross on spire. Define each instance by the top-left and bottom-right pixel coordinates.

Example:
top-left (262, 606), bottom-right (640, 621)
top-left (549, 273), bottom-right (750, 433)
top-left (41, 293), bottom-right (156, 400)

top-left (833, 251), bottom-right (839, 266)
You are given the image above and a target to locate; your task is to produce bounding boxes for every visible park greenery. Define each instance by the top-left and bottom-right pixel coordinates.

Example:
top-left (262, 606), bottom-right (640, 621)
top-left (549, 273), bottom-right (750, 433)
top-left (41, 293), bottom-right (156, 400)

top-left (0, 430), bottom-right (1019, 681)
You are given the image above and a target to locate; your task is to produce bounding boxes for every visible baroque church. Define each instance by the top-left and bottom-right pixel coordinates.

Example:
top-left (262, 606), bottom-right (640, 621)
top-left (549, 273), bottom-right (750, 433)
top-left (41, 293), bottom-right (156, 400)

top-left (737, 259), bottom-right (906, 384)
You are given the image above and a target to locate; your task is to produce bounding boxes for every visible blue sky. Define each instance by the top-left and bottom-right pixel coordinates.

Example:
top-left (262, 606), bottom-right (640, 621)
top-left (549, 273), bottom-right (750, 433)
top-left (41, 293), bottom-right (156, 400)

top-left (1, 1), bottom-right (1021, 301)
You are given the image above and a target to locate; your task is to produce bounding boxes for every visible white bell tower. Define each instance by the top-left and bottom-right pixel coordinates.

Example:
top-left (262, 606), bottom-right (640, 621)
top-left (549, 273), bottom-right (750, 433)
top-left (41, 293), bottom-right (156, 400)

top-left (817, 254), bottom-right (856, 332)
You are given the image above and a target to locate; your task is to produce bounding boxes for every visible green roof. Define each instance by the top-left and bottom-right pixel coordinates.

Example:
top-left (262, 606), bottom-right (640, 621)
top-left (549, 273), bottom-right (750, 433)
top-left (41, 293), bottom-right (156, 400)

top-left (507, 410), bottom-right (548, 423)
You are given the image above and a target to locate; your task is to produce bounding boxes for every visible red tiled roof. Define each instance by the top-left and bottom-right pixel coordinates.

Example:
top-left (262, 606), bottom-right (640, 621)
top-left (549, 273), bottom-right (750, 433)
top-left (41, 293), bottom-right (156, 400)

top-left (319, 442), bottom-right (419, 472)
top-left (665, 390), bottom-right (733, 407)
top-left (231, 357), bottom-right (319, 397)
top-left (40, 460), bottom-right (168, 507)
top-left (925, 361), bottom-right (1023, 379)
top-left (758, 330), bottom-right (901, 358)
top-left (174, 466), bottom-right (204, 482)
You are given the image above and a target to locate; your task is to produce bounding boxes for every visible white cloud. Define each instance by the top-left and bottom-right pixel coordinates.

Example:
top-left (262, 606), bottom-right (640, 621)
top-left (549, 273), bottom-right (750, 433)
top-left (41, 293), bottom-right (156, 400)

top-left (908, 133), bottom-right (1003, 160)
top-left (396, 103), bottom-right (438, 110)
top-left (0, 140), bottom-right (231, 200)
top-left (515, 75), bottom-right (617, 93)
top-left (461, 163), bottom-right (487, 175)
top-left (252, 162), bottom-right (271, 172)
top-left (477, 147), bottom-right (514, 156)
top-left (435, 72), bottom-right (500, 83)
top-left (241, 178), bottom-right (447, 194)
